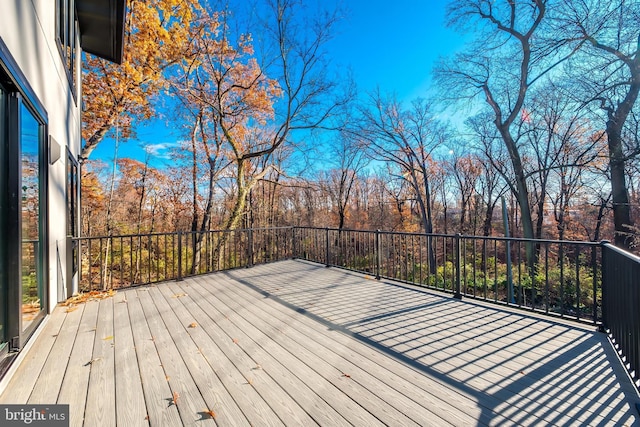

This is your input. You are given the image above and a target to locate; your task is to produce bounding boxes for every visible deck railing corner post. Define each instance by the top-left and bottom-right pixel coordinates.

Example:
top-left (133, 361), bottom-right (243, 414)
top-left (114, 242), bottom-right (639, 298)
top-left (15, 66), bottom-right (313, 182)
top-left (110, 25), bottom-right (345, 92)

top-left (247, 228), bottom-right (254, 268)
top-left (291, 226), bottom-right (297, 259)
top-left (325, 227), bottom-right (330, 267)
top-left (177, 231), bottom-right (183, 282)
top-left (599, 240), bottom-right (610, 328)
top-left (454, 233), bottom-right (462, 299)
top-left (375, 229), bottom-right (381, 280)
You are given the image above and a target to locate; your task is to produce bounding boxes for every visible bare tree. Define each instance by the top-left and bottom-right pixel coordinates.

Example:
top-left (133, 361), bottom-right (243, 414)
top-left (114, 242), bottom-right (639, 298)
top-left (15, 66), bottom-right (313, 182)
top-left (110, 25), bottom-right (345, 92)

top-left (323, 133), bottom-right (368, 229)
top-left (556, 0), bottom-right (640, 248)
top-left (436, 0), bottom-right (580, 264)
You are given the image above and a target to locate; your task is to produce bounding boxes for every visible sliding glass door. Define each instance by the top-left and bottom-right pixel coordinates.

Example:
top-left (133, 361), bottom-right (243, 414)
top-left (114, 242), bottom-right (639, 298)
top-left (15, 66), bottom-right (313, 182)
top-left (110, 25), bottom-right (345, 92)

top-left (0, 72), bottom-right (47, 366)
top-left (20, 102), bottom-right (45, 333)
top-left (0, 82), bottom-right (7, 358)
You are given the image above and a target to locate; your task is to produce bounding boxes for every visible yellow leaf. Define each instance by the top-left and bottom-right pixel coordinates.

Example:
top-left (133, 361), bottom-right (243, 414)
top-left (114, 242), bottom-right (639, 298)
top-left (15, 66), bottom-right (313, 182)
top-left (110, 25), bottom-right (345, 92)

top-left (103, 335), bottom-right (114, 341)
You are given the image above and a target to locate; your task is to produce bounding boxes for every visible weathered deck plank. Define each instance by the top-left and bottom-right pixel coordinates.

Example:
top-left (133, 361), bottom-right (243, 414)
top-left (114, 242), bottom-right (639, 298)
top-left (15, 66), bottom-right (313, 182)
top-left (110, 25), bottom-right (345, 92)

top-left (112, 291), bottom-right (148, 427)
top-left (159, 282), bottom-right (287, 427)
top-left (84, 297), bottom-right (116, 427)
top-left (188, 276), bottom-right (381, 426)
top-left (196, 275), bottom-right (444, 426)
top-left (149, 285), bottom-right (251, 427)
top-left (136, 286), bottom-right (215, 426)
top-left (227, 260), bottom-right (640, 426)
top-left (27, 303), bottom-right (84, 404)
top-left (214, 269), bottom-right (505, 427)
top-left (180, 277), bottom-right (350, 426)
top-left (57, 300), bottom-right (99, 427)
top-left (0, 259), bottom-right (637, 426)
top-left (127, 289), bottom-right (182, 426)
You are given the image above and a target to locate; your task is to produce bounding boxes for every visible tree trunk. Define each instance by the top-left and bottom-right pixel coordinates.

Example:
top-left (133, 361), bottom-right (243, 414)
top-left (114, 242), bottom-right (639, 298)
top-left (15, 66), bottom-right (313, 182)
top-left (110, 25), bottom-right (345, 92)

top-left (607, 121), bottom-right (634, 248)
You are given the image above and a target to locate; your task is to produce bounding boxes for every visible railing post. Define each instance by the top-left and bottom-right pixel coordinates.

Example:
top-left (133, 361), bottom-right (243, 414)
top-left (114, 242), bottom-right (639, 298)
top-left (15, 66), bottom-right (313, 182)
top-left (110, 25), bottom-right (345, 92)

top-left (599, 240), bottom-right (609, 333)
top-left (177, 231), bottom-right (183, 281)
top-left (325, 227), bottom-right (330, 267)
top-left (375, 229), bottom-right (381, 280)
top-left (247, 228), bottom-right (254, 267)
top-left (291, 226), bottom-right (297, 259)
top-left (454, 233), bottom-right (462, 299)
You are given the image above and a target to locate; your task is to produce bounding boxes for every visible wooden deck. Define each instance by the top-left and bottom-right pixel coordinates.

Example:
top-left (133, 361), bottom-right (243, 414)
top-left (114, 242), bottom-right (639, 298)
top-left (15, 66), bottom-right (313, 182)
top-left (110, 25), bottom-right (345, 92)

top-left (0, 259), bottom-right (638, 426)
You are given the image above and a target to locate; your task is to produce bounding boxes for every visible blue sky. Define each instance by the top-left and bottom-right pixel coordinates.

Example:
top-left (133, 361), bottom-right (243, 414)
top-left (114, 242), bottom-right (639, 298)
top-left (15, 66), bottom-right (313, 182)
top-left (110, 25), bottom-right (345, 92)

top-left (90, 0), bottom-right (467, 166)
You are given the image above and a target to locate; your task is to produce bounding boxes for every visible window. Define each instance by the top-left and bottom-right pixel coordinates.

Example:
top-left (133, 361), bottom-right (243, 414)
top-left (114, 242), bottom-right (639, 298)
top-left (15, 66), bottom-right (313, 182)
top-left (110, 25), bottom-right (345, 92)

top-left (67, 151), bottom-right (79, 274)
top-left (56, 0), bottom-right (77, 97)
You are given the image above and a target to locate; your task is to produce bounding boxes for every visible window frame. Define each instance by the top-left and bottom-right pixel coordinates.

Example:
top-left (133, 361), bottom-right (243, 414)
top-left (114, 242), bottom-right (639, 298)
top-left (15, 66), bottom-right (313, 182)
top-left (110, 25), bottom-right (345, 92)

top-left (56, 0), bottom-right (78, 101)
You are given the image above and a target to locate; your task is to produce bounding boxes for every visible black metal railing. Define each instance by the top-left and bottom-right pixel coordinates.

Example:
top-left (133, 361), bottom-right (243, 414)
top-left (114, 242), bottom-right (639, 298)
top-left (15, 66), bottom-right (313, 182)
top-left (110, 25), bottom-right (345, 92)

top-left (295, 227), bottom-right (602, 324)
top-left (76, 225), bottom-right (640, 390)
top-left (77, 226), bottom-right (603, 323)
top-left (76, 227), bottom-right (293, 291)
top-left (602, 243), bottom-right (640, 389)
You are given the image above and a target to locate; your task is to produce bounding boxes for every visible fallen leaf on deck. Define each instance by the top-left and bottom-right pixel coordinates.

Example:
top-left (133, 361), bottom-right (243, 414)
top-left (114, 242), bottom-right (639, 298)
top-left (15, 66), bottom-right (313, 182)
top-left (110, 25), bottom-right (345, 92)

top-left (342, 373), bottom-right (351, 378)
top-left (204, 409), bottom-right (216, 419)
top-left (188, 322), bottom-right (198, 328)
top-left (165, 376), bottom-right (170, 381)
top-left (62, 290), bottom-right (116, 306)
top-left (65, 306), bottom-right (78, 313)
top-left (172, 391), bottom-right (179, 405)
top-left (232, 338), bottom-right (238, 344)
top-left (172, 293), bottom-right (187, 298)
top-left (102, 335), bottom-right (114, 341)
top-left (84, 358), bottom-right (102, 366)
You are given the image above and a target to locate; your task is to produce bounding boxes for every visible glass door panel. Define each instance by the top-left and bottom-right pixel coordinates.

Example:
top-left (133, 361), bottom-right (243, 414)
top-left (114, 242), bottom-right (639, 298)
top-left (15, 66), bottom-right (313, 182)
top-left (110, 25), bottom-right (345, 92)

top-left (20, 102), bottom-right (43, 332)
top-left (0, 84), bottom-right (6, 353)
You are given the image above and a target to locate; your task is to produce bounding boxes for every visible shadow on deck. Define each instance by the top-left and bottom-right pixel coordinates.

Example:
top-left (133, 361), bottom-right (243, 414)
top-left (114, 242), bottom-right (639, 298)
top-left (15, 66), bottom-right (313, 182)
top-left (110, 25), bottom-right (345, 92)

top-left (228, 260), bottom-right (640, 426)
top-left (0, 259), bottom-right (638, 426)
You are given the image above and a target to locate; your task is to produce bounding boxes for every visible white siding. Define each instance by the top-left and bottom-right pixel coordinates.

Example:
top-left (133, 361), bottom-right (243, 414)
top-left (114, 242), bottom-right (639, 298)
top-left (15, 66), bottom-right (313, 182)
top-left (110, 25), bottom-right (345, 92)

top-left (1, 0), bottom-right (82, 310)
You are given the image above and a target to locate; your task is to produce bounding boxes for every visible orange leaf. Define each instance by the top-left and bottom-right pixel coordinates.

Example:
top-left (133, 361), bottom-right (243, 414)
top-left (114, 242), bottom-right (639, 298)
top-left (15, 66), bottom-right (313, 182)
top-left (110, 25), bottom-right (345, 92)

top-left (204, 409), bottom-right (216, 419)
top-left (172, 391), bottom-right (179, 405)
top-left (188, 322), bottom-right (198, 328)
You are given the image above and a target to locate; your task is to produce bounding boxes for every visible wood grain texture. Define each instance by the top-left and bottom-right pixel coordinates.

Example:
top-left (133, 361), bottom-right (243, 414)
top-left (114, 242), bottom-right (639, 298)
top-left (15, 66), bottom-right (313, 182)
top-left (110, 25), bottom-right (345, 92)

top-left (128, 290), bottom-right (182, 426)
top-left (57, 300), bottom-right (99, 427)
top-left (84, 298), bottom-right (116, 427)
top-left (113, 290), bottom-right (148, 427)
top-left (28, 304), bottom-right (84, 404)
top-left (136, 287), bottom-right (215, 427)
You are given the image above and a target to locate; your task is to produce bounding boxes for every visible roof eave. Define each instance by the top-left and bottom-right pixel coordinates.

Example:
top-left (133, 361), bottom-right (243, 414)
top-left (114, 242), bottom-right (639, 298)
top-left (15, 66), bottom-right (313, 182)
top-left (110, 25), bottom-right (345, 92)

top-left (76, 0), bottom-right (126, 64)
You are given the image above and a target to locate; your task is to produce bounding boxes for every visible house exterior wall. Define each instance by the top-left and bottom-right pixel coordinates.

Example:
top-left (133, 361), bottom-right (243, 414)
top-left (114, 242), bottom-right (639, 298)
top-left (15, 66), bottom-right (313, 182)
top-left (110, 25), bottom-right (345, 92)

top-left (1, 0), bottom-right (81, 312)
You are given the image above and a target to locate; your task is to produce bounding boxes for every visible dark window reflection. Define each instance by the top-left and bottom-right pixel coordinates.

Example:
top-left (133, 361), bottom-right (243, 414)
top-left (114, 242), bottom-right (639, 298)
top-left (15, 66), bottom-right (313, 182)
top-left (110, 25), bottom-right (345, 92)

top-left (20, 103), bottom-right (42, 330)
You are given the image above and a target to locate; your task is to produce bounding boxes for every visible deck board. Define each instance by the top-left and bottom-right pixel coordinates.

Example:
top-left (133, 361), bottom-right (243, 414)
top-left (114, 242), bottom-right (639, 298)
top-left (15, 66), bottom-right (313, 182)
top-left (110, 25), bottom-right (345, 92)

top-left (0, 259), bottom-right (638, 426)
top-left (127, 289), bottom-right (182, 426)
top-left (84, 297), bottom-right (116, 427)
top-left (112, 291), bottom-right (148, 427)
top-left (27, 303), bottom-right (84, 404)
top-left (186, 278), bottom-right (356, 426)
top-left (162, 282), bottom-right (287, 426)
top-left (57, 299), bottom-right (99, 427)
